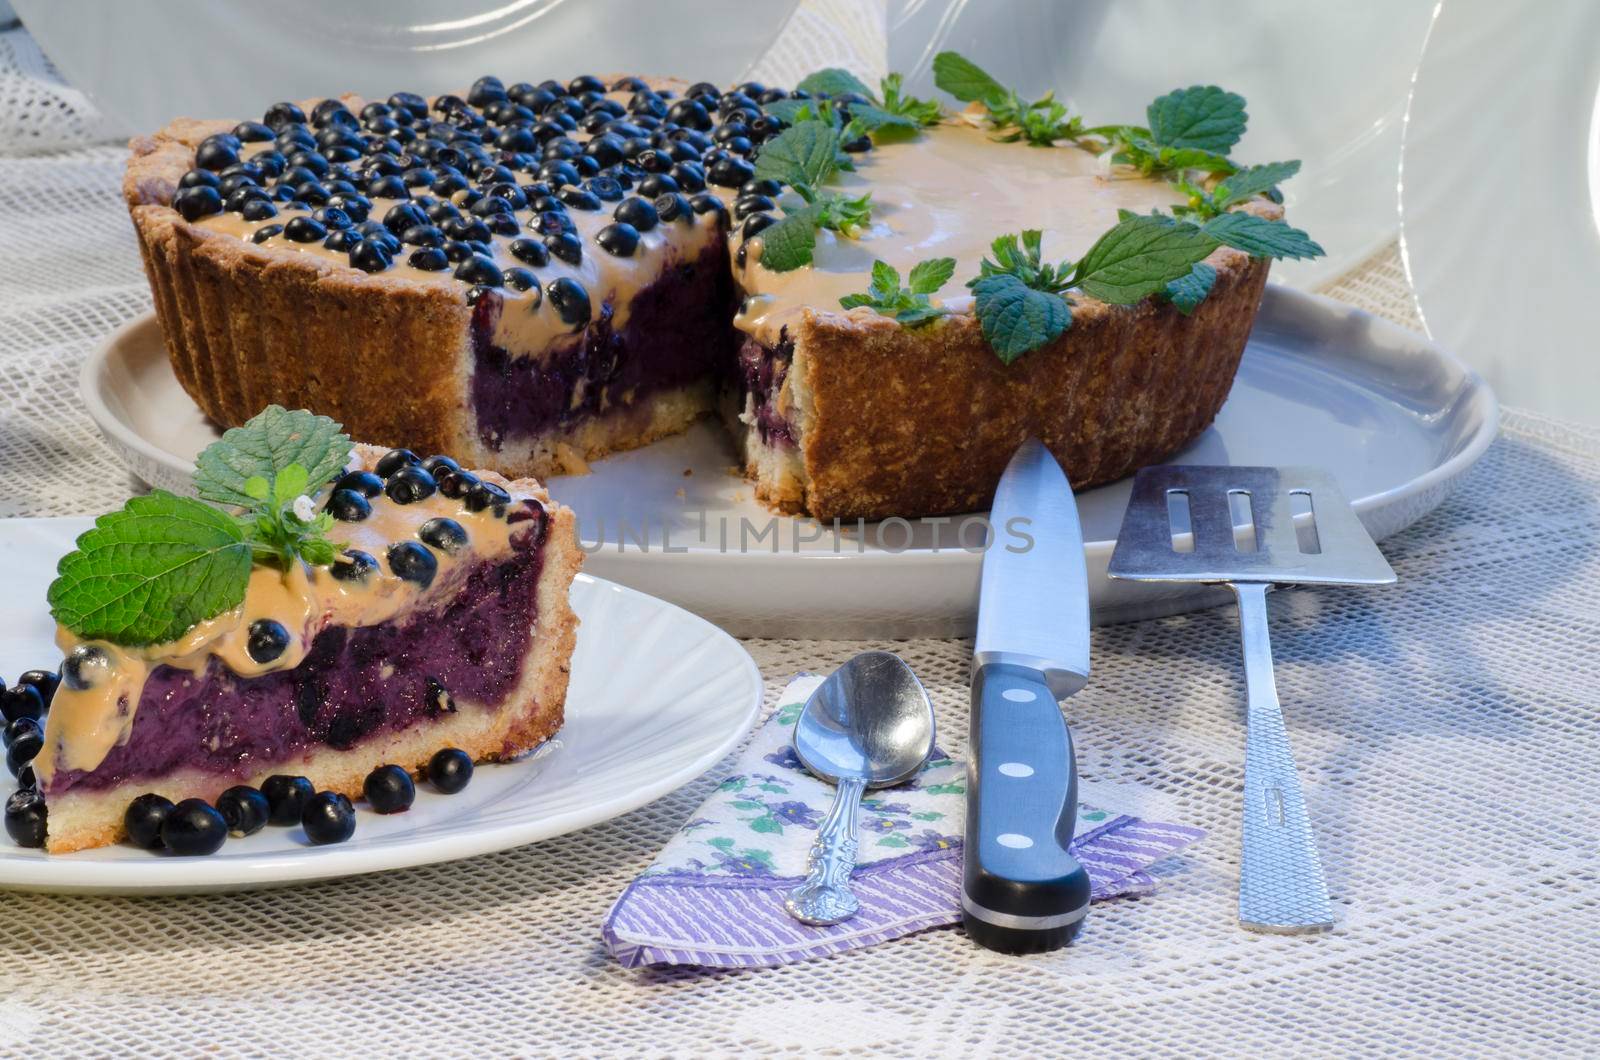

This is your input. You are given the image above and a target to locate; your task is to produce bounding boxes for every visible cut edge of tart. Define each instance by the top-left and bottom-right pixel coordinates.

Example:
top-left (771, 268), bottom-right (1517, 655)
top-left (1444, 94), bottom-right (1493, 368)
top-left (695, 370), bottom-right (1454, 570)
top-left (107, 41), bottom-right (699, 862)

top-left (31, 421), bottom-right (581, 855)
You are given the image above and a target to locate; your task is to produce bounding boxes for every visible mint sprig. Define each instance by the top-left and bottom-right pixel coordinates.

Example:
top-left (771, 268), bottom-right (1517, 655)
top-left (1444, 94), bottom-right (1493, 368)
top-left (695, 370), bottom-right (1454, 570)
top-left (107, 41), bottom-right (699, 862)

top-left (47, 491), bottom-right (253, 646)
top-left (966, 218), bottom-right (1221, 362)
top-left (839, 257), bottom-right (955, 326)
top-left (194, 405), bottom-right (350, 509)
top-left (1173, 160), bottom-right (1302, 222)
top-left (1201, 212), bottom-right (1324, 260)
top-left (774, 70), bottom-right (940, 141)
top-left (49, 407), bottom-right (356, 646)
top-left (932, 51), bottom-right (1080, 146)
top-left (748, 122), bottom-right (873, 272)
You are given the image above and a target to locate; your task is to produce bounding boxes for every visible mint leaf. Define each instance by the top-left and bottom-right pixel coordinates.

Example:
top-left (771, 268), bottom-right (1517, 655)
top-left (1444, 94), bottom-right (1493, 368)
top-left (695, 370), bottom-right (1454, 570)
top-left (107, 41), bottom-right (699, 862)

top-left (1073, 214), bottom-right (1220, 304)
top-left (47, 491), bottom-right (252, 646)
top-left (797, 68), bottom-right (875, 100)
top-left (908, 257), bottom-right (955, 294)
top-left (878, 73), bottom-right (942, 126)
top-left (1163, 262), bottom-right (1217, 315)
top-left (932, 51), bottom-right (1006, 103)
top-left (1203, 212), bottom-right (1324, 260)
top-left (763, 98), bottom-right (817, 126)
top-left (845, 103), bottom-right (921, 137)
top-left (242, 462), bottom-right (340, 571)
top-left (838, 256), bottom-right (954, 328)
top-left (752, 123), bottom-right (842, 189)
top-left (194, 406), bottom-right (350, 510)
top-left (1216, 161), bottom-right (1301, 205)
top-left (1147, 86), bottom-right (1247, 154)
top-left (754, 206), bottom-right (822, 272)
top-left (972, 275), bottom-right (1071, 363)
top-left (812, 190), bottom-right (872, 236)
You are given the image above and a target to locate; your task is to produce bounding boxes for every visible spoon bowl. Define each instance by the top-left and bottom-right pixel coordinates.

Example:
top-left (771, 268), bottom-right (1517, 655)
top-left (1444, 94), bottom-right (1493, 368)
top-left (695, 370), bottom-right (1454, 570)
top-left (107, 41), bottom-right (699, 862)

top-left (784, 651), bottom-right (936, 926)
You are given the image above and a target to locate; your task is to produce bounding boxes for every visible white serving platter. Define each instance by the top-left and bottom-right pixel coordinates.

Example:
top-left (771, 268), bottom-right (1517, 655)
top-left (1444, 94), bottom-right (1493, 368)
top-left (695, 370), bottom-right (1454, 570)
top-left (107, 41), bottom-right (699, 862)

top-left (0, 518), bottom-right (761, 895)
top-left (82, 285), bottom-right (1497, 637)
top-left (1400, 0), bottom-right (1600, 424)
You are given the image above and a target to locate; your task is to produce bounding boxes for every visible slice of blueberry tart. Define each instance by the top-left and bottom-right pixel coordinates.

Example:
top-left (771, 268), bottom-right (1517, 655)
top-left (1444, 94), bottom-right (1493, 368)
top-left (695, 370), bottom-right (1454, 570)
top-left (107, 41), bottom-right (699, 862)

top-left (124, 56), bottom-right (1323, 520)
top-left (27, 407), bottom-right (580, 854)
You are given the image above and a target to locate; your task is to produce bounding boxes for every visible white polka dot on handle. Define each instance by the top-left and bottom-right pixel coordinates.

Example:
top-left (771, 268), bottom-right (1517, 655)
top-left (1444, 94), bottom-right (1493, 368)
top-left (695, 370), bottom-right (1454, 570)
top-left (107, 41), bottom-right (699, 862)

top-left (998, 762), bottom-right (1034, 778)
top-left (1001, 688), bottom-right (1036, 703)
top-left (997, 833), bottom-right (1033, 849)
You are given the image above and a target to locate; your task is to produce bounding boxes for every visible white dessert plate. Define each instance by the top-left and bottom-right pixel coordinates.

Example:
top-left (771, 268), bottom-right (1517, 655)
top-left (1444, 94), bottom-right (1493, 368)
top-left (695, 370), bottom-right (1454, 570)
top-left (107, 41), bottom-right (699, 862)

top-left (1400, 0), bottom-right (1600, 425)
top-left (83, 285), bottom-right (1497, 638)
top-left (11, 0), bottom-right (797, 136)
top-left (888, 0), bottom-right (1437, 290)
top-left (0, 519), bottom-right (761, 895)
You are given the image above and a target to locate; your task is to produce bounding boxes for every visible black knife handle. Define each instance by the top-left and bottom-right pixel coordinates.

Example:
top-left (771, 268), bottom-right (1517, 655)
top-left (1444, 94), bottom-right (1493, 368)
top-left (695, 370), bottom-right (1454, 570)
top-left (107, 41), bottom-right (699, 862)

top-left (962, 663), bottom-right (1090, 954)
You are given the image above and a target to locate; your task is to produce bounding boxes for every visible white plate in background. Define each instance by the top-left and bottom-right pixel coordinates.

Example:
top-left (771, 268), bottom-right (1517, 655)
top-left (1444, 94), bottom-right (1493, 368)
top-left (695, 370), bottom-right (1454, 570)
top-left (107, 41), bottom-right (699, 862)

top-left (888, 0), bottom-right (1436, 289)
top-left (1400, 0), bottom-right (1600, 425)
top-left (11, 0), bottom-right (798, 135)
top-left (82, 287), bottom-right (1497, 638)
top-left (0, 521), bottom-right (761, 895)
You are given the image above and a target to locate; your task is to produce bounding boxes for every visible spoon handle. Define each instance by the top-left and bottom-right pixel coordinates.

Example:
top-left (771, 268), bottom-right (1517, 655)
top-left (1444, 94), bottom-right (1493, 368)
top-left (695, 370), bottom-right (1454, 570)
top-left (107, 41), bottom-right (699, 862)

top-left (784, 775), bottom-right (866, 926)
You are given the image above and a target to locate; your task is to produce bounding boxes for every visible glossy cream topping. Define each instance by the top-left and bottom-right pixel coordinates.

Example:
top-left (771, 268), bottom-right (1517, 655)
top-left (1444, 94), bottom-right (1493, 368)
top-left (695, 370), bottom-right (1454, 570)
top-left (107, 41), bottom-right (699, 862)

top-left (733, 122), bottom-right (1187, 346)
top-left (196, 120), bottom-right (721, 359)
top-left (34, 478), bottom-right (539, 784)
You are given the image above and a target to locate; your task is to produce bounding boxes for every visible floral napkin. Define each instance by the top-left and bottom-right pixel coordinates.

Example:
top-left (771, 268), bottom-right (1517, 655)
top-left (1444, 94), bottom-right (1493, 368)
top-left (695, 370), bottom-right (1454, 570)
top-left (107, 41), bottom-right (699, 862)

top-left (602, 674), bottom-right (1205, 969)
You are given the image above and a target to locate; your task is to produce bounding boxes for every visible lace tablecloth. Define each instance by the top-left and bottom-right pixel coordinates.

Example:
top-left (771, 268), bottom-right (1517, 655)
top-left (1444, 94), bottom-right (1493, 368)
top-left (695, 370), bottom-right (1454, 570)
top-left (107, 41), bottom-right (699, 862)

top-left (2, 15), bottom-right (1598, 1057)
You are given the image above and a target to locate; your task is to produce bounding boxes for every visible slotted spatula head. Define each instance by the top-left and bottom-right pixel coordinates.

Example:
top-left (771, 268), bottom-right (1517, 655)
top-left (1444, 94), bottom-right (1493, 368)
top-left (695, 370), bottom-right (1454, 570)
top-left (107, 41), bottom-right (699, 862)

top-left (1107, 466), bottom-right (1396, 587)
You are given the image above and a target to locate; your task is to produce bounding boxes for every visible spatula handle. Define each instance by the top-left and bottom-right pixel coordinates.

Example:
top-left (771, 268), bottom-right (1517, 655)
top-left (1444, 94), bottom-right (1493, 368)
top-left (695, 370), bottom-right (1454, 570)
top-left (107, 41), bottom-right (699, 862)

top-left (1232, 581), bottom-right (1334, 933)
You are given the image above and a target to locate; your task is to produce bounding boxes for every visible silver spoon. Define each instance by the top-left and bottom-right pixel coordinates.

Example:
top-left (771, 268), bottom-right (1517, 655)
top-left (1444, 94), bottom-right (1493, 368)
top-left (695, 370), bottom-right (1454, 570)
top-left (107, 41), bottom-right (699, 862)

top-left (784, 651), bottom-right (937, 926)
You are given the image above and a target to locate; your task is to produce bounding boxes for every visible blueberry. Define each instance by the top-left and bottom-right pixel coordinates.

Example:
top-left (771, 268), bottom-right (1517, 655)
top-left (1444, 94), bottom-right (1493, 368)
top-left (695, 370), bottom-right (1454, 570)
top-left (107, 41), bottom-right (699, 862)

top-left (427, 748), bottom-right (474, 794)
top-left (246, 619), bottom-right (291, 664)
top-left (363, 765), bottom-right (416, 815)
top-left (366, 174), bottom-right (410, 200)
top-left (670, 161), bottom-right (707, 192)
top-left (567, 74), bottom-right (605, 95)
top-left (638, 173), bottom-right (679, 198)
top-left (0, 683), bottom-right (43, 723)
top-left (216, 785), bottom-right (270, 837)
top-left (5, 790), bottom-right (46, 848)
top-left (690, 193), bottom-right (728, 224)
top-left (330, 548), bottom-right (378, 583)
top-left (123, 793), bottom-right (175, 848)
top-left (425, 676), bottom-right (457, 716)
top-left (733, 193), bottom-right (775, 220)
top-left (387, 541), bottom-right (438, 587)
top-left (613, 195), bottom-right (659, 232)
top-left (453, 254), bottom-right (502, 287)
top-left (437, 469), bottom-right (481, 499)
top-left (666, 98), bottom-right (712, 132)
top-left (5, 728), bottom-right (41, 776)
top-left (324, 227), bottom-right (362, 254)
top-left (301, 791), bottom-right (356, 845)
top-left (407, 246), bottom-right (449, 271)
top-left (12, 672), bottom-right (55, 706)
top-left (179, 168), bottom-right (222, 191)
top-left (544, 231), bottom-right (584, 266)
top-left (161, 799), bottom-right (228, 856)
top-left (261, 775), bottom-right (315, 825)
top-left (234, 120), bottom-right (274, 143)
top-left (4, 717), bottom-right (40, 749)
top-left (241, 198), bottom-right (278, 222)
top-left (376, 448), bottom-right (421, 477)
top-left (686, 81), bottom-right (721, 102)
top-left (558, 186), bottom-right (602, 211)
top-left (585, 175), bottom-right (624, 202)
top-left (284, 215), bottom-right (329, 243)
top-left (465, 479), bottom-right (512, 513)
top-left (172, 185), bottom-right (224, 221)
top-left (382, 466), bottom-right (435, 507)
top-left (654, 192), bottom-right (692, 224)
top-left (349, 238), bottom-right (393, 273)
top-left (596, 222), bottom-right (640, 257)
top-left (195, 135), bottom-right (241, 171)
top-left (741, 213), bottom-right (775, 239)
top-left (14, 765), bottom-right (35, 792)
top-left (62, 644), bottom-right (110, 692)
top-left (419, 517), bottom-right (469, 554)
top-left (502, 267), bottom-right (539, 294)
top-left (708, 156), bottom-right (755, 188)
top-left (252, 223), bottom-right (285, 244)
top-left (335, 469), bottom-right (385, 496)
top-left (400, 223), bottom-right (444, 247)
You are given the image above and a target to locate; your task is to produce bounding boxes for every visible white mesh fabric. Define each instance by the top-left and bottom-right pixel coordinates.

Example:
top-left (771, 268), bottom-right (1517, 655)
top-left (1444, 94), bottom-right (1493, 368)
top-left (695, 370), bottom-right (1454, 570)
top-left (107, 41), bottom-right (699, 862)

top-left (2, 13), bottom-right (1598, 1057)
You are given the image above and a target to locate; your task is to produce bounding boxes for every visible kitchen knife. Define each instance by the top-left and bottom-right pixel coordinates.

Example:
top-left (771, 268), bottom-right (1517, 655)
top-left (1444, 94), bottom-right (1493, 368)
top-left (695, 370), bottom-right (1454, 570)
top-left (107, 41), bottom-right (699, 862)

top-left (964, 439), bottom-right (1092, 954)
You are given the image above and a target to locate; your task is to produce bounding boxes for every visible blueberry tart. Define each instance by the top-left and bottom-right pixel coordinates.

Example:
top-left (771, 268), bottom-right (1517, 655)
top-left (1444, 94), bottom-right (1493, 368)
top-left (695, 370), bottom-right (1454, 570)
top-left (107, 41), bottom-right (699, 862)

top-left (29, 408), bottom-right (580, 853)
top-left (123, 61), bottom-right (1320, 520)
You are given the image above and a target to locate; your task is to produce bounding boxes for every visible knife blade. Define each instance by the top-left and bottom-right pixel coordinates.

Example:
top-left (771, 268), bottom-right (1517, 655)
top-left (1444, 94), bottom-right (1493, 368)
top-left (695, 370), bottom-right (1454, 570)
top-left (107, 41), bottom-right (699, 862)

top-left (963, 438), bottom-right (1092, 954)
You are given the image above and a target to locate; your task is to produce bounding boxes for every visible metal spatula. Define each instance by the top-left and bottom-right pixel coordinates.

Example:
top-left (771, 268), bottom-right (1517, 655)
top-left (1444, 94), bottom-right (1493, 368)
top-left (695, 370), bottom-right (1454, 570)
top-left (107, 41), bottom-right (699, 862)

top-left (1107, 466), bottom-right (1395, 933)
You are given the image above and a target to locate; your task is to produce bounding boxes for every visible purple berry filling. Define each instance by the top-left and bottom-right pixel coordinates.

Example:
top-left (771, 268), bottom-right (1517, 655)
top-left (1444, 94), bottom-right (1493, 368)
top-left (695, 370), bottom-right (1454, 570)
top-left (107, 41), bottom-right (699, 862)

top-left (736, 332), bottom-right (796, 448)
top-left (43, 520), bottom-right (548, 798)
top-left (469, 242), bottom-right (740, 449)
